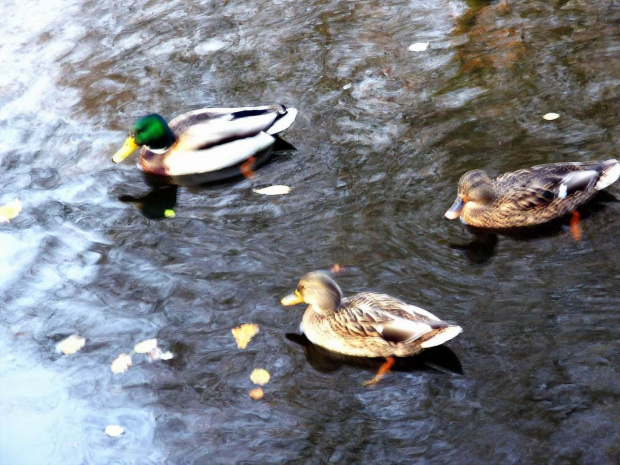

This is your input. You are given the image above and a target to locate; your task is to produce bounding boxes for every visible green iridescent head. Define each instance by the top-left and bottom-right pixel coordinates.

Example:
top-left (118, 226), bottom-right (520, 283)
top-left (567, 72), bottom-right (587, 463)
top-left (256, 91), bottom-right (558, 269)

top-left (112, 114), bottom-right (176, 163)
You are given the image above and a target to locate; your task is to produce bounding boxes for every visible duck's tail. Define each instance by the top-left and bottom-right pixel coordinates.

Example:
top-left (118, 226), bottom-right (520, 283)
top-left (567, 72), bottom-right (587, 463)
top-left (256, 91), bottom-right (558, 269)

top-left (420, 325), bottom-right (462, 349)
top-left (595, 159), bottom-right (620, 190)
top-left (266, 106), bottom-right (298, 135)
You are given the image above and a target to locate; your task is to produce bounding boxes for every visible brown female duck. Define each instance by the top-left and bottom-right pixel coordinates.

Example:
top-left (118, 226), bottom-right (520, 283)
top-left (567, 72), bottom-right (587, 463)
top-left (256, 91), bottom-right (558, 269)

top-left (445, 159), bottom-right (620, 236)
top-left (281, 272), bottom-right (462, 385)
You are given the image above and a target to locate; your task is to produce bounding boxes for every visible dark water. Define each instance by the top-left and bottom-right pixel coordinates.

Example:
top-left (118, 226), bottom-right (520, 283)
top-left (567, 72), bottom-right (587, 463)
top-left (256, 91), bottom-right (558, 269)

top-left (1, 0), bottom-right (619, 463)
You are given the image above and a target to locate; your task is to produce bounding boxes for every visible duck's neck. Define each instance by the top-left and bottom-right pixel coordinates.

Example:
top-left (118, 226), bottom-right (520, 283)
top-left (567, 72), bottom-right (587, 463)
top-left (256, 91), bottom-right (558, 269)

top-left (461, 201), bottom-right (494, 225)
top-left (308, 297), bottom-right (344, 317)
top-left (146, 126), bottom-right (176, 151)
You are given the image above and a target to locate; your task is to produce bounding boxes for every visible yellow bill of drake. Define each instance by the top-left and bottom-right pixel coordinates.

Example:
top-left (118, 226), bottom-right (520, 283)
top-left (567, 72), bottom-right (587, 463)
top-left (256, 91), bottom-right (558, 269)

top-left (112, 136), bottom-right (139, 164)
top-left (281, 290), bottom-right (304, 306)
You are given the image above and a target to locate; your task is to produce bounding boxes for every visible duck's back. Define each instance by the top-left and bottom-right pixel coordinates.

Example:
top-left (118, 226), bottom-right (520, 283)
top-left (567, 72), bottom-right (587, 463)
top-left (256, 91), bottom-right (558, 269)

top-left (487, 160), bottom-right (619, 225)
top-left (302, 292), bottom-right (460, 358)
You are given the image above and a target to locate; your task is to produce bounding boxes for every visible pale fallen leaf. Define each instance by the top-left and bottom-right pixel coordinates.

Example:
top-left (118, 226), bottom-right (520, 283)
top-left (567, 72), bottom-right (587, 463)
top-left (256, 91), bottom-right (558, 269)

top-left (111, 353), bottom-right (132, 374)
top-left (249, 388), bottom-right (264, 400)
top-left (342, 83), bottom-right (352, 90)
top-left (250, 368), bottom-right (271, 386)
top-left (253, 185), bottom-right (291, 196)
top-left (0, 199), bottom-right (22, 223)
top-left (134, 338), bottom-right (158, 354)
top-left (232, 324), bottom-right (259, 349)
top-left (57, 334), bottom-right (86, 355)
top-left (147, 347), bottom-right (163, 361)
top-left (105, 425), bottom-right (125, 437)
top-left (408, 42), bottom-right (429, 52)
top-left (543, 112), bottom-right (560, 120)
top-left (159, 351), bottom-right (174, 360)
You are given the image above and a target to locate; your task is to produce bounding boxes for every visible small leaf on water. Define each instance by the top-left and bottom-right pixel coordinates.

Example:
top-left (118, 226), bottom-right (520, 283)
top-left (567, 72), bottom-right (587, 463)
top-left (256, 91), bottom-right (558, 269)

top-left (408, 42), bottom-right (429, 52)
top-left (342, 83), bottom-right (352, 90)
top-left (543, 112), bottom-right (560, 120)
top-left (159, 351), bottom-right (174, 360)
top-left (0, 199), bottom-right (22, 223)
top-left (253, 185), bottom-right (291, 196)
top-left (250, 368), bottom-right (271, 386)
top-left (105, 425), bottom-right (125, 437)
top-left (330, 264), bottom-right (346, 275)
top-left (111, 353), bottom-right (132, 374)
top-left (232, 324), bottom-right (259, 349)
top-left (147, 347), bottom-right (163, 361)
top-left (134, 338), bottom-right (158, 354)
top-left (249, 388), bottom-right (264, 400)
top-left (57, 334), bottom-right (86, 355)
top-left (164, 209), bottom-right (176, 218)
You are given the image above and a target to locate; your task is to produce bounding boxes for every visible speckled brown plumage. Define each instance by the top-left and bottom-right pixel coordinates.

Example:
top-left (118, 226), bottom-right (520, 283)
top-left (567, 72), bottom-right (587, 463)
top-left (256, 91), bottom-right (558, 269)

top-left (446, 159), bottom-right (620, 228)
top-left (281, 272), bottom-right (462, 358)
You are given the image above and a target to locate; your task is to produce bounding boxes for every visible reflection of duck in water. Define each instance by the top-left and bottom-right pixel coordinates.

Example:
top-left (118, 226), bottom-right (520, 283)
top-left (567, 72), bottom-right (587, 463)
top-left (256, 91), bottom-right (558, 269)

top-left (118, 186), bottom-right (178, 220)
top-left (445, 159), bottom-right (620, 239)
top-left (286, 333), bottom-right (463, 377)
top-left (112, 105), bottom-right (297, 185)
top-left (281, 272), bottom-right (462, 386)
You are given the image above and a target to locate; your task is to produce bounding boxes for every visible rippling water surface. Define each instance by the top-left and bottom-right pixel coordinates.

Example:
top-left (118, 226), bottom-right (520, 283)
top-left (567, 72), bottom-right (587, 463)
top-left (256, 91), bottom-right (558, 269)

top-left (1, 0), bottom-right (619, 463)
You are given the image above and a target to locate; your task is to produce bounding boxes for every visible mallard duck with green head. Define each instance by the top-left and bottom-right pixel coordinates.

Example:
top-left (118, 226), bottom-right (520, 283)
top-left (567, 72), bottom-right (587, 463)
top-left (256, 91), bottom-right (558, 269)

top-left (112, 105), bottom-right (297, 181)
top-left (445, 159), bottom-right (620, 238)
top-left (281, 272), bottom-right (462, 385)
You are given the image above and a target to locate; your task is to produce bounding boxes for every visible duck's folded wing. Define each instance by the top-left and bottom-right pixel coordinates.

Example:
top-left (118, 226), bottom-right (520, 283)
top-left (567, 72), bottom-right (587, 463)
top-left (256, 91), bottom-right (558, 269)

top-left (342, 293), bottom-right (447, 341)
top-left (495, 169), bottom-right (598, 210)
top-left (497, 161), bottom-right (620, 209)
top-left (169, 106), bottom-right (296, 151)
top-left (163, 132), bottom-right (275, 176)
top-left (362, 315), bottom-right (461, 349)
top-left (376, 318), bottom-right (436, 343)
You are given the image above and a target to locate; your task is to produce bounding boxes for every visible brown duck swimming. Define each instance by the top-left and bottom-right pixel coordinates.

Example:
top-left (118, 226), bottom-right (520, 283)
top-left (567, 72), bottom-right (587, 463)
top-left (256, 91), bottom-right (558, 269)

top-left (445, 159), bottom-right (620, 236)
top-left (281, 272), bottom-right (462, 385)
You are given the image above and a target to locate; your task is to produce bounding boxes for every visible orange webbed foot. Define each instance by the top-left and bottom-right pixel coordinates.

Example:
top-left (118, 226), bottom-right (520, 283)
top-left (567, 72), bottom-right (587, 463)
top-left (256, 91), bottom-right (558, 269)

top-left (240, 156), bottom-right (257, 179)
top-left (570, 211), bottom-right (582, 241)
top-left (362, 356), bottom-right (395, 387)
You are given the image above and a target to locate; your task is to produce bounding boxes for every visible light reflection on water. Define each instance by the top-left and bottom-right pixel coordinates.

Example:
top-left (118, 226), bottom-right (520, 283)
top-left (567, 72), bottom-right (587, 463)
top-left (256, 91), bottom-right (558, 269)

top-left (1, 0), bottom-right (619, 463)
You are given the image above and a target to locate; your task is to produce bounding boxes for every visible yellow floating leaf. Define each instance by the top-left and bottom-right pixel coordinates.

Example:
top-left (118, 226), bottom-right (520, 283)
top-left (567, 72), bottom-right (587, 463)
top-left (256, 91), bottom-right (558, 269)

top-left (111, 353), bottom-right (132, 374)
top-left (134, 338), bottom-right (158, 354)
top-left (164, 209), bottom-right (176, 218)
top-left (57, 334), bottom-right (86, 355)
top-left (249, 388), bottom-right (264, 400)
top-left (543, 112), bottom-right (560, 120)
top-left (0, 199), bottom-right (22, 223)
top-left (231, 323), bottom-right (259, 349)
top-left (105, 425), bottom-right (125, 437)
top-left (253, 185), bottom-right (291, 196)
top-left (408, 42), bottom-right (429, 52)
top-left (250, 368), bottom-right (271, 386)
